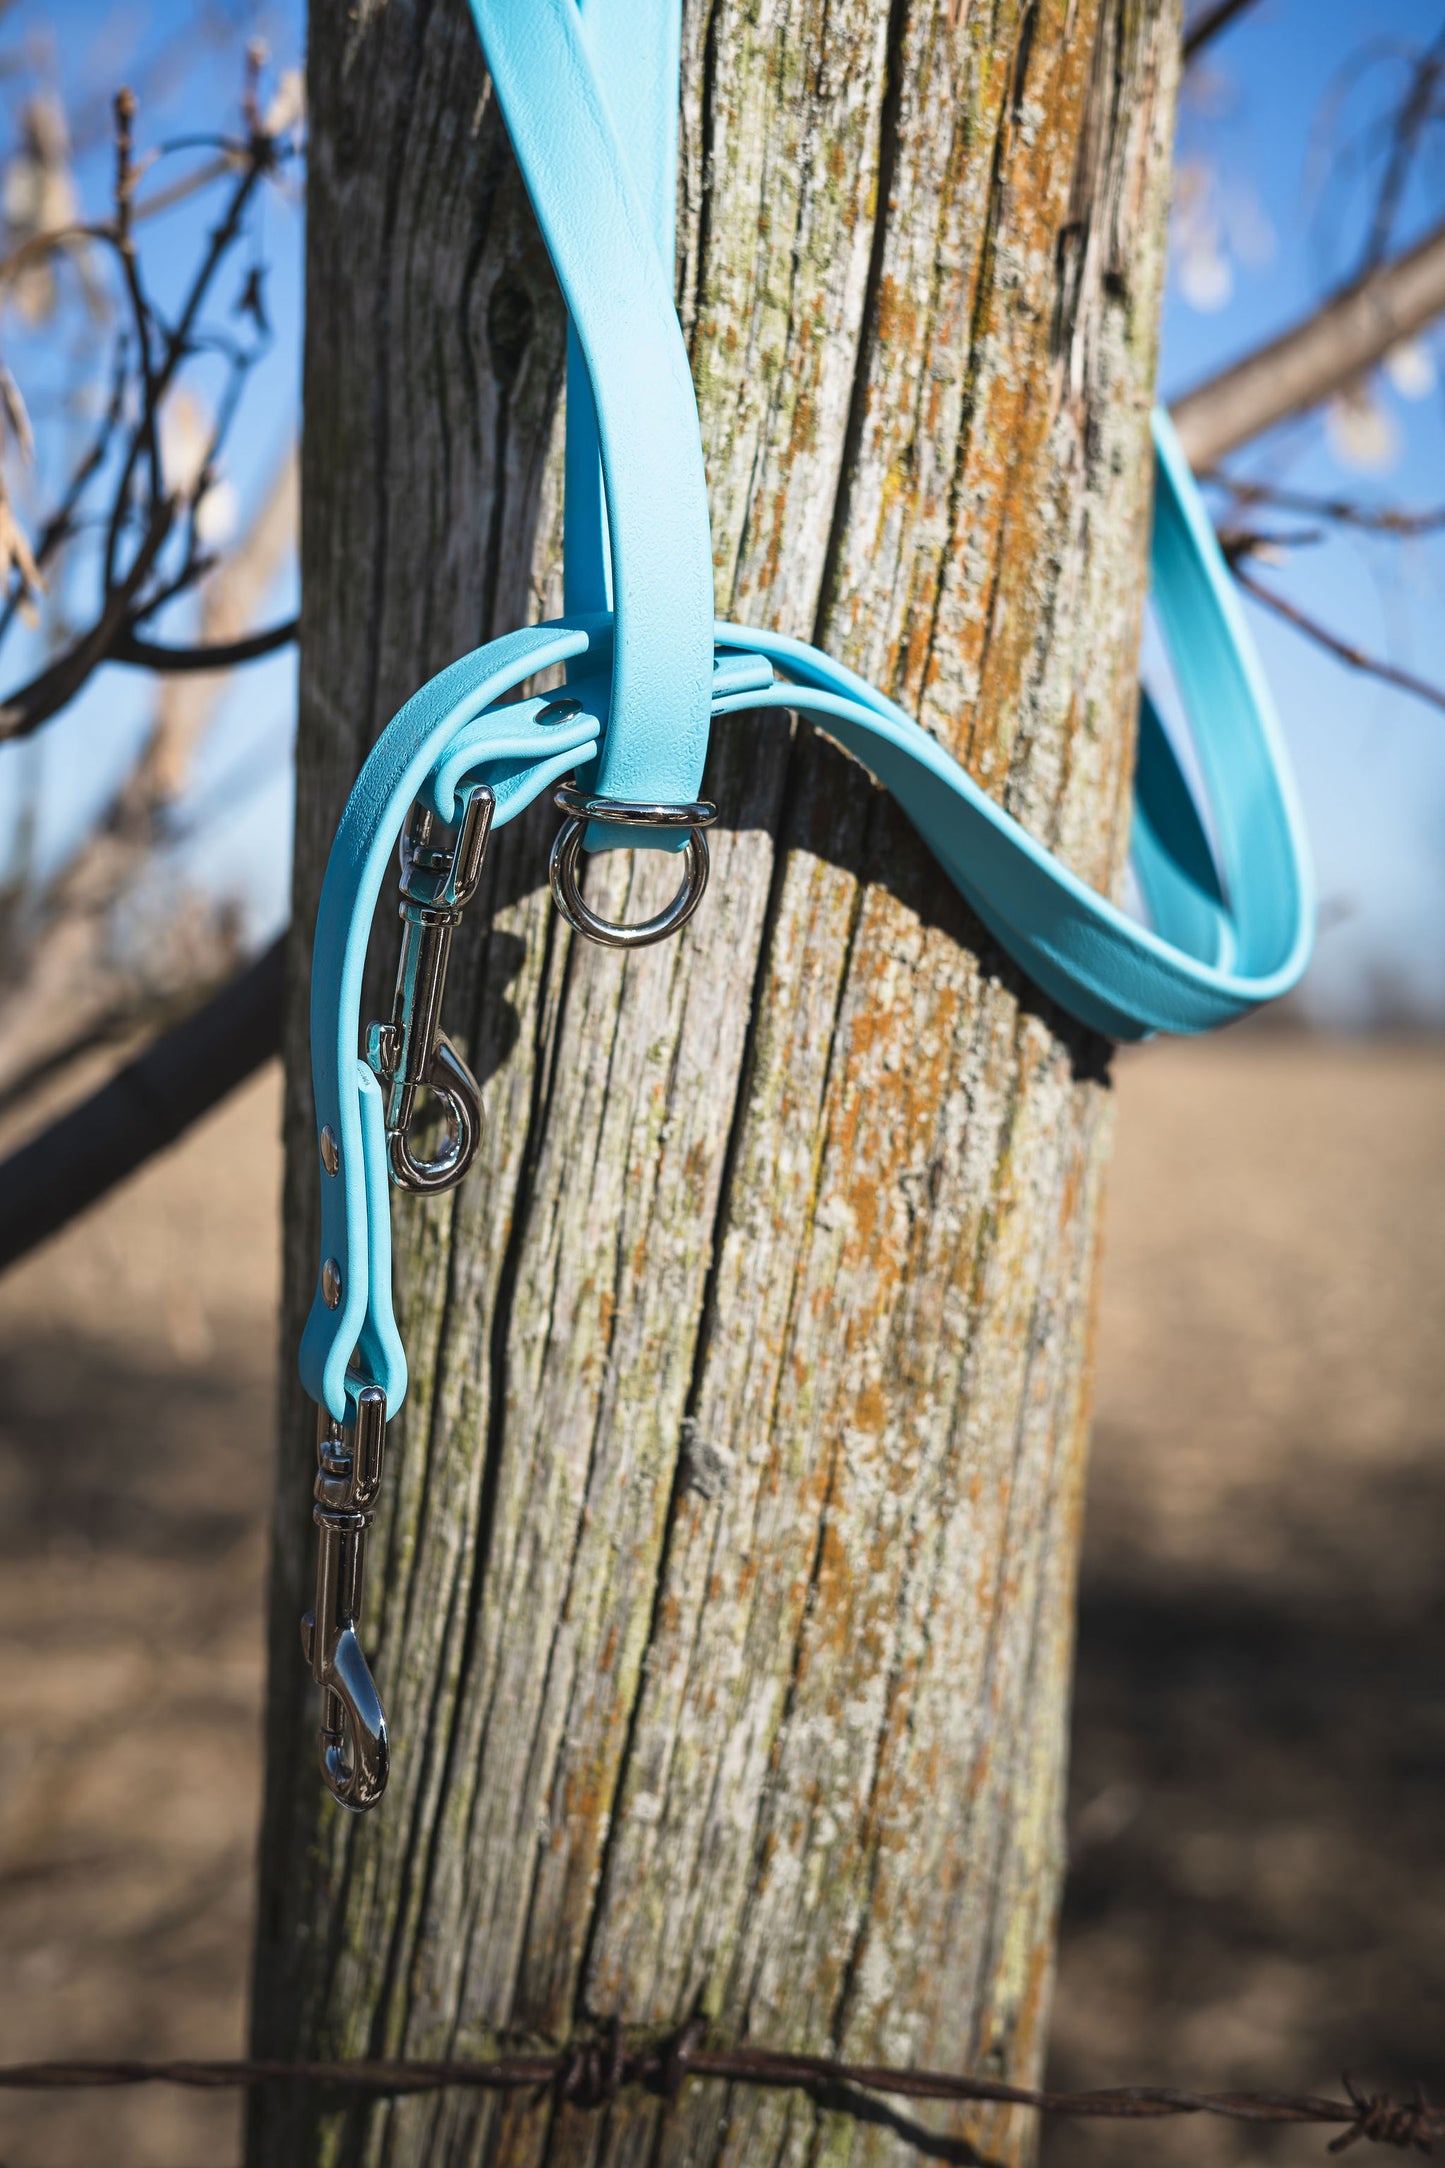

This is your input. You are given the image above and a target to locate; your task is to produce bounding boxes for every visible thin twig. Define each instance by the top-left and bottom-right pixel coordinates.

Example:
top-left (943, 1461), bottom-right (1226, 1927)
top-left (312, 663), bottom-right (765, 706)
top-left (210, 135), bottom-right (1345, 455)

top-left (0, 591), bottom-right (297, 741)
top-left (1182, 0), bottom-right (1262, 64)
top-left (110, 618), bottom-right (298, 672)
top-left (1216, 523), bottom-right (1324, 562)
top-left (1170, 214), bottom-right (1445, 466)
top-left (110, 89), bottom-right (163, 529)
top-left (100, 84), bottom-right (281, 599)
top-left (1359, 26), bottom-right (1445, 275)
top-left (130, 149), bottom-right (241, 222)
top-left (0, 498), bottom-right (175, 742)
top-left (0, 148), bottom-right (256, 289)
top-left (1208, 476), bottom-right (1445, 539)
top-left (1234, 564), bottom-right (1445, 717)
top-left (0, 339), bottom-right (129, 642)
top-left (0, 74), bottom-right (294, 736)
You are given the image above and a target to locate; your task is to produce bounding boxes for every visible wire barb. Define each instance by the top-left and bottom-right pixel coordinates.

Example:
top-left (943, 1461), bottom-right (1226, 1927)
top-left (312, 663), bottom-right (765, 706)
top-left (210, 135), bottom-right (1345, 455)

top-left (0, 2035), bottom-right (1437, 2159)
top-left (1330, 2077), bottom-right (1436, 2155)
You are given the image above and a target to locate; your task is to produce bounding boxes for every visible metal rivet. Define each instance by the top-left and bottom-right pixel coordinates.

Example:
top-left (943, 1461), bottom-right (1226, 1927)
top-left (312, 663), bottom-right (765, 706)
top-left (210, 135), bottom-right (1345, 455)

top-left (536, 697), bottom-right (583, 728)
top-left (322, 1259), bottom-right (343, 1309)
top-left (320, 1125), bottom-right (339, 1176)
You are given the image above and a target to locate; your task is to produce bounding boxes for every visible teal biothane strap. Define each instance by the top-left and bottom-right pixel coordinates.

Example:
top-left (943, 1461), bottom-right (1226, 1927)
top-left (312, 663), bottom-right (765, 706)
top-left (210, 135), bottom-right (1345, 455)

top-left (301, 623), bottom-right (603, 1420)
top-left (477, 0), bottom-right (713, 825)
top-left (301, 0), bottom-right (1313, 1427)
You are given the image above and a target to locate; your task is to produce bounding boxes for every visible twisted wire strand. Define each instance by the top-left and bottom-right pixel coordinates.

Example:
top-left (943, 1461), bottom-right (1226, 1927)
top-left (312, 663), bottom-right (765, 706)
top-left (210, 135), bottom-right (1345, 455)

top-left (0, 2029), bottom-right (1436, 2155)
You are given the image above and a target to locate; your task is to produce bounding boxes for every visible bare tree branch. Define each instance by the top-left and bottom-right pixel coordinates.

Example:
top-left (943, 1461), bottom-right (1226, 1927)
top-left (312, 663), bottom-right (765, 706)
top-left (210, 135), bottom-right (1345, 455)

top-left (0, 440), bottom-right (297, 1128)
top-left (1215, 523), bottom-right (1323, 562)
top-left (100, 104), bottom-right (274, 597)
top-left (0, 341), bottom-right (128, 642)
top-left (0, 936), bottom-right (283, 1274)
top-left (1233, 562), bottom-right (1445, 716)
top-left (1170, 215), bottom-right (1445, 465)
top-left (123, 441), bottom-right (298, 802)
top-left (0, 151), bottom-right (247, 288)
top-left (0, 86), bottom-right (296, 744)
top-left (1208, 476), bottom-right (1445, 538)
top-left (0, 498), bottom-right (174, 741)
top-left (110, 617), bottom-right (298, 673)
top-left (1358, 25), bottom-right (1445, 273)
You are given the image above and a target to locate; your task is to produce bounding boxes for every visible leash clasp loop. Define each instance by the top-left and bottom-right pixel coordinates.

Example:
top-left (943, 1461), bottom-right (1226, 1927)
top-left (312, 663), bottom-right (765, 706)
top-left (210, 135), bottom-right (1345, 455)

top-left (549, 782), bottom-right (716, 950)
top-left (366, 784), bottom-right (493, 1192)
top-left (300, 1385), bottom-right (389, 1813)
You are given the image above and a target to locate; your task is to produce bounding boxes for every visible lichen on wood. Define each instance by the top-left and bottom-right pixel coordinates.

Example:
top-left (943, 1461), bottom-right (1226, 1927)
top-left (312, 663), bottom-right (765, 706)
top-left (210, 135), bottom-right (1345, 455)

top-left (249, 3), bottom-right (1181, 2164)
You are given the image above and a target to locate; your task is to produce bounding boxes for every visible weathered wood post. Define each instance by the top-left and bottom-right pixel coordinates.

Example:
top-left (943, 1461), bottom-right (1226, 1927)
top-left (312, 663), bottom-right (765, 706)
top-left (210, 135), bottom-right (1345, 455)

top-left (249, 2), bottom-right (1180, 2161)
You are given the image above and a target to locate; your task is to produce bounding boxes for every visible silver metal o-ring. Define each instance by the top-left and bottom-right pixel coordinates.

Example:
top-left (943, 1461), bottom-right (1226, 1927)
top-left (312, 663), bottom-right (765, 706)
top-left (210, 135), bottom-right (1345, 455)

top-left (552, 783), bottom-right (715, 829)
top-left (549, 785), bottom-right (715, 949)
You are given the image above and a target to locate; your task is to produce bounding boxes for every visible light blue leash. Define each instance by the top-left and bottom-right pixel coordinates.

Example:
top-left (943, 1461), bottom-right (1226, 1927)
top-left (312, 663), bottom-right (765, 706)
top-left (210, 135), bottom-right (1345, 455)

top-left (297, 0), bottom-right (1313, 1811)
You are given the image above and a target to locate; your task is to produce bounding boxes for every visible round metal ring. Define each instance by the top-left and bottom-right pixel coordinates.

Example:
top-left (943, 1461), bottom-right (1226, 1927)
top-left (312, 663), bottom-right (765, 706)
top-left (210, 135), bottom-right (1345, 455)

top-left (552, 783), bottom-right (717, 829)
top-left (549, 817), bottom-right (711, 949)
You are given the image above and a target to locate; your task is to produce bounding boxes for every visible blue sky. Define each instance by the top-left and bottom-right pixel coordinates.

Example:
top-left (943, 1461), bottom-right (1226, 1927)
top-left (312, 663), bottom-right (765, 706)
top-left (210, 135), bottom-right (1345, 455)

top-left (2, 0), bottom-right (1441, 1028)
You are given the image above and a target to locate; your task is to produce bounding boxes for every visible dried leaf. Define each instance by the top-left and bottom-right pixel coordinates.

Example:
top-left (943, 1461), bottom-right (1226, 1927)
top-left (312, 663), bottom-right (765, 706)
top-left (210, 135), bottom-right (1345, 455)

top-left (1327, 381), bottom-right (1399, 472)
top-left (1384, 337), bottom-right (1437, 401)
top-left (264, 67), bottom-right (306, 141)
top-left (0, 493), bottom-right (44, 620)
top-left (0, 363), bottom-right (34, 463)
top-left (0, 95), bottom-right (80, 330)
top-left (159, 388), bottom-right (211, 501)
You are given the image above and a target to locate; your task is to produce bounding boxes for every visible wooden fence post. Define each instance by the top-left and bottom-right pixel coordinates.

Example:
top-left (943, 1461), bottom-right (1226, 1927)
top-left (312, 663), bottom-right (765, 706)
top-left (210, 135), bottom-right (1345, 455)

top-left (249, 2), bottom-right (1180, 2160)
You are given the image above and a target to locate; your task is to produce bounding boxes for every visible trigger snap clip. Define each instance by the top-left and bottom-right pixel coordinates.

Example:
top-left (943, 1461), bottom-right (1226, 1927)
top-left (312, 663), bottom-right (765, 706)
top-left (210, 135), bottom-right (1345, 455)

top-left (365, 784), bottom-right (493, 1194)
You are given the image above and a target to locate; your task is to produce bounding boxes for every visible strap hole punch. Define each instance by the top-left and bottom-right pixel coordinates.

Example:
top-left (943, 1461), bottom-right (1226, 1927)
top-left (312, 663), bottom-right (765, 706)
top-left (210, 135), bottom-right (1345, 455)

top-left (549, 782), bottom-right (718, 951)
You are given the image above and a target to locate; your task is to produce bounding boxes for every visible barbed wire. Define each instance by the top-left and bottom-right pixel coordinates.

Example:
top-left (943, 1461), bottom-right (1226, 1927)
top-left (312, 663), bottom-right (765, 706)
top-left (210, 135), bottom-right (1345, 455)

top-left (1, 2024), bottom-right (1437, 2158)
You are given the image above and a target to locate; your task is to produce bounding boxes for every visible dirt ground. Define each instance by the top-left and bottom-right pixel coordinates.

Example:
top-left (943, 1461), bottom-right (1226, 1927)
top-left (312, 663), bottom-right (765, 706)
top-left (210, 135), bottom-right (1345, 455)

top-left (1, 1033), bottom-right (1441, 2168)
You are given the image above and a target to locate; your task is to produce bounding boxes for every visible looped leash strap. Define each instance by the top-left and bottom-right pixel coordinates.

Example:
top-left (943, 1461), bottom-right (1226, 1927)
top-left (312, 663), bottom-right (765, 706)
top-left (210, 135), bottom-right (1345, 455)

top-left (300, 629), bottom-right (773, 1424)
top-left (296, 0), bottom-right (1313, 1810)
top-left (301, 623), bottom-right (601, 1422)
top-left (711, 414), bottom-right (1312, 1042)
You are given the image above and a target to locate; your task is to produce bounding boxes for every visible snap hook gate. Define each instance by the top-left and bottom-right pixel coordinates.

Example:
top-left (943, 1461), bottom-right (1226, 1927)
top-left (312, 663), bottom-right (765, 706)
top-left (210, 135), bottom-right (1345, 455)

top-left (365, 784), bottom-right (493, 1192)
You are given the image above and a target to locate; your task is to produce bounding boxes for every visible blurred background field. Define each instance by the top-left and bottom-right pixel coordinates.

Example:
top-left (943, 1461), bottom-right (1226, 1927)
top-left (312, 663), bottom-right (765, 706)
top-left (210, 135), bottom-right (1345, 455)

top-left (1, 1025), bottom-right (1441, 2168)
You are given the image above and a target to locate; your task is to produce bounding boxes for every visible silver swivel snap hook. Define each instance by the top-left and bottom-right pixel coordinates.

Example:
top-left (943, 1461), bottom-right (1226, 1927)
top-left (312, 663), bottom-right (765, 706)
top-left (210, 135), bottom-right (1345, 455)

top-left (300, 1386), bottom-right (389, 1812)
top-left (366, 783), bottom-right (494, 1192)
